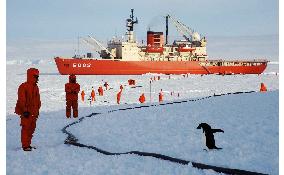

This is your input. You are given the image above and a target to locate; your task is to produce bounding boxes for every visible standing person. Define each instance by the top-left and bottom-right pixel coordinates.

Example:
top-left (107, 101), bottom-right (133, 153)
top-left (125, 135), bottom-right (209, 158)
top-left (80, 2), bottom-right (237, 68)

top-left (139, 93), bottom-right (146, 103)
top-left (117, 89), bottom-right (122, 104)
top-left (104, 82), bottom-right (109, 90)
top-left (260, 83), bottom-right (267, 92)
top-left (91, 87), bottom-right (96, 102)
top-left (100, 86), bottom-right (104, 96)
top-left (97, 87), bottom-right (101, 96)
top-left (65, 75), bottom-right (80, 118)
top-left (15, 68), bottom-right (41, 151)
top-left (81, 90), bottom-right (85, 102)
top-left (98, 86), bottom-right (104, 96)
top-left (159, 89), bottom-right (163, 102)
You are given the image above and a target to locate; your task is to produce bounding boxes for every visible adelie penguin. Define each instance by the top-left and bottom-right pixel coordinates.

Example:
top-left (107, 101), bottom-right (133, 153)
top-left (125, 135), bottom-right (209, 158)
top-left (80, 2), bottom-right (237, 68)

top-left (197, 123), bottom-right (224, 150)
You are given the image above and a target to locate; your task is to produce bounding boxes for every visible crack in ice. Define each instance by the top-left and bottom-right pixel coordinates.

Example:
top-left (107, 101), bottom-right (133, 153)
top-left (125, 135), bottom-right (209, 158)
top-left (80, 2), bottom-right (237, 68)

top-left (62, 91), bottom-right (268, 175)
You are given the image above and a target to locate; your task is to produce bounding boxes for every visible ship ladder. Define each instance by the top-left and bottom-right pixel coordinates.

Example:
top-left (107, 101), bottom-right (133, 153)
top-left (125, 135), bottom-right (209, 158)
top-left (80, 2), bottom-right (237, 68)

top-left (201, 65), bottom-right (211, 74)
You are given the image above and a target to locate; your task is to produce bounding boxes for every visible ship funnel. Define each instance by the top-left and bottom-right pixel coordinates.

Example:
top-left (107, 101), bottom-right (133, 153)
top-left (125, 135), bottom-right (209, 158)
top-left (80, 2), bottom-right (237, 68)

top-left (146, 31), bottom-right (164, 53)
top-left (147, 31), bottom-right (164, 47)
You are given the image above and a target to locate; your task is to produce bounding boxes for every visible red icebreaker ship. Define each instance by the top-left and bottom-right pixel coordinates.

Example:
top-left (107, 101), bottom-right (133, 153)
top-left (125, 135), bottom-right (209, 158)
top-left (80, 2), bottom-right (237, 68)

top-left (55, 9), bottom-right (268, 75)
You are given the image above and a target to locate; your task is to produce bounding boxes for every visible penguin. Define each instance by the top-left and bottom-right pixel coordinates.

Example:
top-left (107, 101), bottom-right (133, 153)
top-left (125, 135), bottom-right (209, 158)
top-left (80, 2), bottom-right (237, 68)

top-left (197, 123), bottom-right (224, 150)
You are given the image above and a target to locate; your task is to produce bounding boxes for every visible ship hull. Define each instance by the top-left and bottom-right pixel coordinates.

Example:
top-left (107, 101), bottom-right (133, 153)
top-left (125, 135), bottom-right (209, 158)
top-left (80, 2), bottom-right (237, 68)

top-left (54, 57), bottom-right (267, 75)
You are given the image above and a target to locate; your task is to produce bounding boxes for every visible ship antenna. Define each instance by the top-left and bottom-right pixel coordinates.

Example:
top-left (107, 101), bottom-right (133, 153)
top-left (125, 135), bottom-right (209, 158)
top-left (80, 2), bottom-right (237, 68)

top-left (131, 9), bottom-right (134, 23)
top-left (166, 15), bottom-right (169, 45)
top-left (127, 9), bottom-right (138, 32)
top-left (126, 9), bottom-right (139, 43)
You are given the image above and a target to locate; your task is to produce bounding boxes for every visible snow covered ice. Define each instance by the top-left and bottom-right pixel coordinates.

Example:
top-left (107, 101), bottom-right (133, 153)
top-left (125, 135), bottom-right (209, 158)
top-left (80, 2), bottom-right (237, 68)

top-left (6, 60), bottom-right (279, 175)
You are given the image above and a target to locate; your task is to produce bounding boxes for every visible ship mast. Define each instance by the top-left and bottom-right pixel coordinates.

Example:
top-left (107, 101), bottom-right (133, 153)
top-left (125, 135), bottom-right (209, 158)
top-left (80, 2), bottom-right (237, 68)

top-left (165, 15), bottom-right (169, 45)
top-left (126, 9), bottom-right (138, 43)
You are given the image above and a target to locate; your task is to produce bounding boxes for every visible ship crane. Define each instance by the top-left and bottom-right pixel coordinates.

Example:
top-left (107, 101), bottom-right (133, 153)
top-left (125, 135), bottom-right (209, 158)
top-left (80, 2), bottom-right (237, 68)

top-left (166, 15), bottom-right (194, 42)
top-left (82, 35), bottom-right (115, 58)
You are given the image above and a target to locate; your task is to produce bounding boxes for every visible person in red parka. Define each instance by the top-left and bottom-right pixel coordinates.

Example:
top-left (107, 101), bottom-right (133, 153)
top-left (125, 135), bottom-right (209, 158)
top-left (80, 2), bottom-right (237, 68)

top-left (65, 75), bottom-right (80, 118)
top-left (139, 93), bottom-right (146, 103)
top-left (98, 87), bottom-right (101, 95)
top-left (117, 89), bottom-right (122, 104)
top-left (159, 89), bottom-right (163, 102)
top-left (260, 82), bottom-right (267, 92)
top-left (91, 87), bottom-right (96, 102)
top-left (81, 90), bottom-right (85, 102)
top-left (98, 86), bottom-right (104, 96)
top-left (100, 86), bottom-right (104, 96)
top-left (15, 68), bottom-right (41, 151)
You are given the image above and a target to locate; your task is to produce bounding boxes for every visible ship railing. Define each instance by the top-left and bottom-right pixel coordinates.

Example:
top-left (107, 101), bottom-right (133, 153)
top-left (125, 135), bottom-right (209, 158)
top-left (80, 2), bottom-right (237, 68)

top-left (200, 59), bottom-right (267, 67)
top-left (208, 58), bottom-right (268, 63)
top-left (108, 40), bottom-right (123, 45)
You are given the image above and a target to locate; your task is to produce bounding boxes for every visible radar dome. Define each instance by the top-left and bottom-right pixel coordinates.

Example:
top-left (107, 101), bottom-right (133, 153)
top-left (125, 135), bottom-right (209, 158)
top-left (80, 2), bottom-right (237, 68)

top-left (192, 32), bottom-right (201, 41)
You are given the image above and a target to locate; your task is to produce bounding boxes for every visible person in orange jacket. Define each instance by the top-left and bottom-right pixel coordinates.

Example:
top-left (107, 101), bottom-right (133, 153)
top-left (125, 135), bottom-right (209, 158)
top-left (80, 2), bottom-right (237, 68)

top-left (97, 87), bottom-right (101, 95)
top-left (117, 89), bottom-right (122, 104)
top-left (101, 86), bottom-right (104, 95)
top-left (260, 82), bottom-right (267, 92)
top-left (15, 68), bottom-right (41, 151)
top-left (139, 93), bottom-right (146, 103)
top-left (81, 90), bottom-right (85, 102)
top-left (91, 87), bottom-right (96, 102)
top-left (98, 86), bottom-right (104, 96)
top-left (65, 75), bottom-right (80, 118)
top-left (159, 89), bottom-right (163, 102)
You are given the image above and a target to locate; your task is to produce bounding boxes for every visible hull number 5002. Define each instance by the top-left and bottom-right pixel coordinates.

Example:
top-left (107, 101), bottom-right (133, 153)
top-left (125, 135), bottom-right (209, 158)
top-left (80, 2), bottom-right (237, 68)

top-left (73, 63), bottom-right (91, 68)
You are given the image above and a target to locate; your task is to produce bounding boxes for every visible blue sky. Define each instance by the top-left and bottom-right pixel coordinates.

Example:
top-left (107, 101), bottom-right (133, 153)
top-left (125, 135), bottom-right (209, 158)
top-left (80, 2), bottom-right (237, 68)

top-left (7, 0), bottom-right (279, 41)
top-left (5, 0), bottom-right (279, 61)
